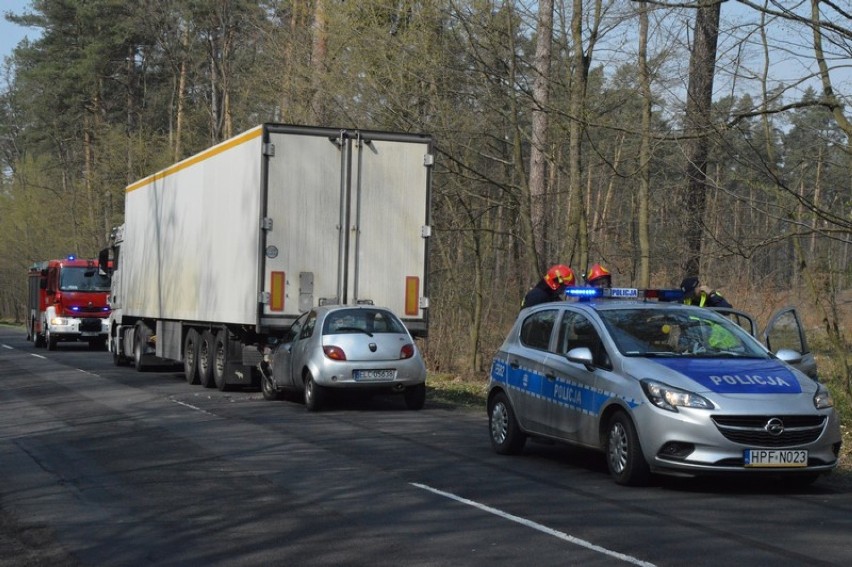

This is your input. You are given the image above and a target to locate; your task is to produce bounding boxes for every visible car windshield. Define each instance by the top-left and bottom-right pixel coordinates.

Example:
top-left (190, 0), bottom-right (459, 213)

top-left (323, 308), bottom-right (406, 335)
top-left (597, 307), bottom-right (768, 358)
top-left (59, 267), bottom-right (111, 291)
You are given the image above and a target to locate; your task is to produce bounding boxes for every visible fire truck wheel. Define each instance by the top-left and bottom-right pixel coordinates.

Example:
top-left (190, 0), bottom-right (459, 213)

top-left (46, 328), bottom-right (58, 351)
top-left (198, 331), bottom-right (216, 388)
top-left (212, 332), bottom-right (230, 392)
top-left (183, 329), bottom-right (201, 385)
top-left (34, 322), bottom-right (46, 348)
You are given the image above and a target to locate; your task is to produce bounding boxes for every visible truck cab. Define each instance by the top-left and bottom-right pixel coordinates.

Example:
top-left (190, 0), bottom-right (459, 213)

top-left (27, 256), bottom-right (112, 350)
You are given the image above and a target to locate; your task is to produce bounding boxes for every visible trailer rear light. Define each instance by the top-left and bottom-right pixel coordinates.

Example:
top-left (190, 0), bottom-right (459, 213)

top-left (400, 344), bottom-right (415, 359)
top-left (405, 277), bottom-right (420, 316)
top-left (323, 346), bottom-right (347, 360)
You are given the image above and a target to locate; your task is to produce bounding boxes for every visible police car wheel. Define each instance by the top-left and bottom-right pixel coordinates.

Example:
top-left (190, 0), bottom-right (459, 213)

top-left (606, 412), bottom-right (650, 486)
top-left (489, 392), bottom-right (526, 455)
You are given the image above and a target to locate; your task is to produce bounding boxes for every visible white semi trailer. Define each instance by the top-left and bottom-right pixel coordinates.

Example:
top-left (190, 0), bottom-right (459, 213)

top-left (99, 124), bottom-right (433, 390)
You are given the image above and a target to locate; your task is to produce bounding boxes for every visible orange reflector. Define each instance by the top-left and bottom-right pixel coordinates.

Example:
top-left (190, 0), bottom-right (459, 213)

top-left (405, 276), bottom-right (419, 316)
top-left (270, 271), bottom-right (285, 312)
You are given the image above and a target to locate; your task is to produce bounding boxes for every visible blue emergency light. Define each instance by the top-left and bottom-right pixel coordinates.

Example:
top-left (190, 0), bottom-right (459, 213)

top-left (67, 254), bottom-right (77, 261)
top-left (565, 287), bottom-right (602, 298)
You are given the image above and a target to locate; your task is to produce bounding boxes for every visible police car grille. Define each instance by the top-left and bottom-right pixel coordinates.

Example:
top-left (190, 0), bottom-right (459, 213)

top-left (711, 415), bottom-right (826, 447)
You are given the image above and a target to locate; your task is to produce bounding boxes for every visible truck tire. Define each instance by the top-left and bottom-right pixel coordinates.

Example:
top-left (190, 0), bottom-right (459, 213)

top-left (212, 332), bottom-right (230, 392)
top-left (46, 328), bottom-right (57, 351)
top-left (133, 324), bottom-right (149, 372)
top-left (34, 320), bottom-right (46, 348)
top-left (198, 331), bottom-right (216, 388)
top-left (183, 329), bottom-right (200, 385)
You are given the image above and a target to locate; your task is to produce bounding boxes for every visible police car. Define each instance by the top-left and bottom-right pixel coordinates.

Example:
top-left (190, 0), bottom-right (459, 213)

top-left (487, 288), bottom-right (842, 486)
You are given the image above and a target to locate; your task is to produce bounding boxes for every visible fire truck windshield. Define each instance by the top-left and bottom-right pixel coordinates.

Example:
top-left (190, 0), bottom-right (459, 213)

top-left (59, 267), bottom-right (112, 292)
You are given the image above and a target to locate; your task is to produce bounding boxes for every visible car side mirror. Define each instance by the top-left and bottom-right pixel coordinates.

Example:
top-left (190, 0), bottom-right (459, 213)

top-left (566, 347), bottom-right (594, 370)
top-left (775, 348), bottom-right (803, 365)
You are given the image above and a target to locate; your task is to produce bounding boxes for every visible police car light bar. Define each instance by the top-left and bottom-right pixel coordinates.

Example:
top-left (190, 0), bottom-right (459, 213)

top-left (564, 287), bottom-right (685, 301)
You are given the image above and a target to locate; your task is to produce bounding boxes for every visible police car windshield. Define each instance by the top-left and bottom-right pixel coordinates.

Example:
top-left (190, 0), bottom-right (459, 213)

top-left (597, 307), bottom-right (768, 358)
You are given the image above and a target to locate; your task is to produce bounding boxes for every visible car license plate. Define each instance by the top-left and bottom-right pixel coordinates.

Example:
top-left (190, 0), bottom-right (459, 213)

top-left (743, 449), bottom-right (808, 468)
top-left (353, 369), bottom-right (396, 382)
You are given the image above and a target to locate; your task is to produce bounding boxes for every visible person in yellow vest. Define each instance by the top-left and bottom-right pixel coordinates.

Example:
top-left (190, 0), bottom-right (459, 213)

top-left (679, 276), bottom-right (732, 308)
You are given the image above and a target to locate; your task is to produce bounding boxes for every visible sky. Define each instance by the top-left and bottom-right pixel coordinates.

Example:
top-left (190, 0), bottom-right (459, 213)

top-left (1, 0), bottom-right (37, 64)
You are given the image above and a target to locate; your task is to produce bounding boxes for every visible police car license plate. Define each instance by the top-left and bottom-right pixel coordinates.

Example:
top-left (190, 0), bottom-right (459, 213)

top-left (743, 449), bottom-right (807, 468)
top-left (353, 369), bottom-right (396, 382)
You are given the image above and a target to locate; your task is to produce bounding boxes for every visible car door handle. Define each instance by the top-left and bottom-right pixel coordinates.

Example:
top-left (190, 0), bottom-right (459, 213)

top-left (545, 373), bottom-right (556, 380)
top-left (509, 361), bottom-right (520, 369)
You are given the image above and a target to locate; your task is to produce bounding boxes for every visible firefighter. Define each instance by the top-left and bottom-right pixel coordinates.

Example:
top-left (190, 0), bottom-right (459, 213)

top-left (584, 263), bottom-right (612, 288)
top-left (679, 276), bottom-right (732, 308)
top-left (522, 264), bottom-right (576, 308)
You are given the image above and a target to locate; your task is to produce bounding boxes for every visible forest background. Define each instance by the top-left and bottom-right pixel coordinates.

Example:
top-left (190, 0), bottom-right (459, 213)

top-left (0, 1), bottom-right (849, 421)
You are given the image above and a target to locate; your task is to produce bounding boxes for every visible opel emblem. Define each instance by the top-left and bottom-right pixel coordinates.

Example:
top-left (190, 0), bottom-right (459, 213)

top-left (765, 417), bottom-right (784, 436)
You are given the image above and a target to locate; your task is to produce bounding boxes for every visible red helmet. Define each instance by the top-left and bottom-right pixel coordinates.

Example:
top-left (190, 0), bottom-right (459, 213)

top-left (544, 264), bottom-right (575, 290)
top-left (586, 263), bottom-right (611, 287)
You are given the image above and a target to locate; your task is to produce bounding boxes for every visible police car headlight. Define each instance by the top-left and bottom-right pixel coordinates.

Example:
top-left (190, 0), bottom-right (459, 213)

top-left (814, 384), bottom-right (834, 410)
top-left (641, 379), bottom-right (715, 412)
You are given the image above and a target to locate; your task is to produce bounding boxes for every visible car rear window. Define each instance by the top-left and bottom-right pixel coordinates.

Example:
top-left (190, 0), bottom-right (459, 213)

top-left (323, 308), bottom-right (406, 335)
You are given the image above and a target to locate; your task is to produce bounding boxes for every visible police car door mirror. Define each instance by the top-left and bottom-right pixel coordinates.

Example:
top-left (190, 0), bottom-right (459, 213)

top-left (775, 348), bottom-right (803, 365)
top-left (566, 347), bottom-right (594, 369)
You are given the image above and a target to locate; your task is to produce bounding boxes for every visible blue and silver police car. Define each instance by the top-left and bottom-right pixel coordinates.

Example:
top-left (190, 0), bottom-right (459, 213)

top-left (487, 289), bottom-right (842, 486)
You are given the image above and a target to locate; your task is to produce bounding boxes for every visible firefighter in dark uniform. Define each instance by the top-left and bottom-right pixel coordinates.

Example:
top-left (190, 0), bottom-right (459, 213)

top-left (522, 264), bottom-right (576, 309)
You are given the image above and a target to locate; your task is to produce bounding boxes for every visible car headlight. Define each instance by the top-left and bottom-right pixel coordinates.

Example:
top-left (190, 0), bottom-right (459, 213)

top-left (814, 384), bottom-right (834, 409)
top-left (641, 379), bottom-right (715, 412)
top-left (50, 317), bottom-right (69, 326)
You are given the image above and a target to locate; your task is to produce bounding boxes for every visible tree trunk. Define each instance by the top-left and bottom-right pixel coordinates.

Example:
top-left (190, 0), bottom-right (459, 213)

top-left (529, 0), bottom-right (554, 273)
top-left (682, 2), bottom-right (721, 277)
top-left (637, 2), bottom-right (652, 287)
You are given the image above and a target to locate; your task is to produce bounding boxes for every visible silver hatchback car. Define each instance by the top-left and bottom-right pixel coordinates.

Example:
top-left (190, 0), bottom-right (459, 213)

top-left (260, 305), bottom-right (427, 411)
top-left (487, 295), bottom-right (842, 486)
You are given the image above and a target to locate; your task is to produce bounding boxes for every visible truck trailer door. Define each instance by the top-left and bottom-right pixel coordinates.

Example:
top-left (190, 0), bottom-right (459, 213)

top-left (261, 126), bottom-right (432, 336)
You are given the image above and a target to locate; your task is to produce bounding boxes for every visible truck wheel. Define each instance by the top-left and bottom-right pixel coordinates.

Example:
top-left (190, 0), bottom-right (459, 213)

top-left (212, 332), bottom-right (230, 392)
top-left (304, 373), bottom-right (325, 412)
top-left (183, 329), bottom-right (200, 385)
top-left (404, 383), bottom-right (426, 410)
top-left (46, 329), bottom-right (57, 351)
top-left (34, 320), bottom-right (46, 348)
top-left (133, 325), bottom-right (148, 372)
top-left (198, 331), bottom-right (215, 388)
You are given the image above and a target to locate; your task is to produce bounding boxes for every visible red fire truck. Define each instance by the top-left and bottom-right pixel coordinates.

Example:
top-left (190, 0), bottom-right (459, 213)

top-left (26, 256), bottom-right (112, 350)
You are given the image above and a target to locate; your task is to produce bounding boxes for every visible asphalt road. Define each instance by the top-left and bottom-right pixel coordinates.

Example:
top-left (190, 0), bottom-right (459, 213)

top-left (1, 325), bottom-right (851, 567)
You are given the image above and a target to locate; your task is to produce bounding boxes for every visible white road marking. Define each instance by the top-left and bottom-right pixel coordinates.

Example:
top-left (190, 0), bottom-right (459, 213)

top-left (30, 353), bottom-right (47, 359)
top-left (171, 399), bottom-right (212, 414)
top-left (2, 344), bottom-right (13, 350)
top-left (411, 483), bottom-right (656, 567)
